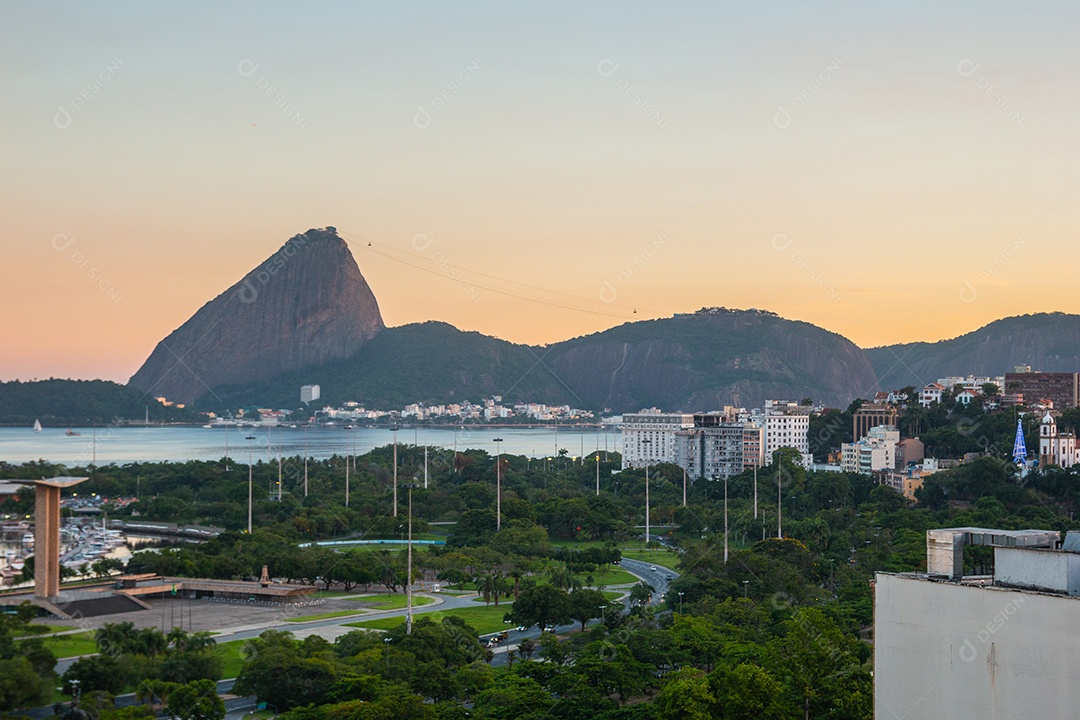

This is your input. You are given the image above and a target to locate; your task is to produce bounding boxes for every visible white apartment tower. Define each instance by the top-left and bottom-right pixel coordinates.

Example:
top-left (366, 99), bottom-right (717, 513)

top-left (300, 384), bottom-right (321, 404)
top-left (620, 411), bottom-right (695, 468)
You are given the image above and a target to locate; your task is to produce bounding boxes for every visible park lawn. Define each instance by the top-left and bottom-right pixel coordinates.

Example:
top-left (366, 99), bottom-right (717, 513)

top-left (620, 549), bottom-right (682, 572)
top-left (18, 623), bottom-right (74, 638)
top-left (580, 567), bottom-right (638, 586)
top-left (347, 605), bottom-right (514, 636)
top-left (30, 630), bottom-right (98, 659)
top-left (602, 591), bottom-right (624, 601)
top-left (285, 609), bottom-right (366, 623)
top-left (346, 593), bottom-right (434, 610)
top-left (214, 639), bottom-right (249, 679)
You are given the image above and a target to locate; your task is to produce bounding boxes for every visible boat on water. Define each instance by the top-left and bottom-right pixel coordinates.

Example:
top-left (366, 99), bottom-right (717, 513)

top-left (22, 533), bottom-right (34, 546)
top-left (65, 428), bottom-right (81, 436)
top-left (32, 419), bottom-right (42, 433)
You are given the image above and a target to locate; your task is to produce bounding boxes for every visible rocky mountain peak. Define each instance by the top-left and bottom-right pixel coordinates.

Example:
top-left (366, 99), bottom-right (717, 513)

top-left (128, 227), bottom-right (384, 405)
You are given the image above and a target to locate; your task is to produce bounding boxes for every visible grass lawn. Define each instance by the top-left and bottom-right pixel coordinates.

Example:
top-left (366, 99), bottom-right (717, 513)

top-left (346, 593), bottom-right (435, 610)
top-left (29, 631), bottom-right (98, 659)
top-left (620, 548), bottom-right (682, 572)
top-left (602, 591), bottom-right (624, 601)
top-left (214, 639), bottom-right (249, 679)
top-left (17, 623), bottom-right (74, 638)
top-left (285, 609), bottom-right (366, 623)
top-left (347, 604), bottom-right (514, 636)
top-left (580, 567), bottom-right (638, 586)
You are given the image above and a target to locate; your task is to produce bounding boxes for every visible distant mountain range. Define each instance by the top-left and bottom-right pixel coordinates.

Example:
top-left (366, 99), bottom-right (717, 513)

top-left (114, 227), bottom-right (1080, 415)
top-left (866, 313), bottom-right (1080, 391)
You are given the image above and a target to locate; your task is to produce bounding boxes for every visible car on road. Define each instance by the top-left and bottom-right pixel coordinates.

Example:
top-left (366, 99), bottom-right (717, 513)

top-left (650, 565), bottom-right (657, 571)
top-left (516, 625), bottom-right (528, 631)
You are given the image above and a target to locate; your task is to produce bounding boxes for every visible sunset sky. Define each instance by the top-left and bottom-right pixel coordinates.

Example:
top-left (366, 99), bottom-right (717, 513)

top-left (2, 2), bottom-right (1078, 383)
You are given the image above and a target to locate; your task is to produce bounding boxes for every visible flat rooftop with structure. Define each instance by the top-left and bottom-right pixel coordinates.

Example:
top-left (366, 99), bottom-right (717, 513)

top-left (875, 527), bottom-right (1080, 719)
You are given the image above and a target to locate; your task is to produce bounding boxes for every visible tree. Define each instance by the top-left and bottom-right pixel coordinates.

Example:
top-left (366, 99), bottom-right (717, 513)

top-left (165, 679), bottom-right (225, 720)
top-left (654, 668), bottom-right (714, 720)
top-left (569, 589), bottom-right (607, 632)
top-left (473, 675), bottom-right (553, 720)
top-left (629, 582), bottom-right (654, 607)
top-left (0, 657), bottom-right (51, 712)
top-left (509, 585), bottom-right (571, 631)
top-left (63, 654), bottom-right (126, 695)
top-left (707, 663), bottom-right (785, 720)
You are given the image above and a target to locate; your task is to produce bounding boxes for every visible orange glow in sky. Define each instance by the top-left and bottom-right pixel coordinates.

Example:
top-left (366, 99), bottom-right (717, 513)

top-left (2, 3), bottom-right (1078, 382)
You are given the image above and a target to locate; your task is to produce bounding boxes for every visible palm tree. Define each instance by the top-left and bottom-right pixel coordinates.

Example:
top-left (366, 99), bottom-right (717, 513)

top-left (629, 582), bottom-right (654, 607)
top-left (477, 573), bottom-right (500, 605)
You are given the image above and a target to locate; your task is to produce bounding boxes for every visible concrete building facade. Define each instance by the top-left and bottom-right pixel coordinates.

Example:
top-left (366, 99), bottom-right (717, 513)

top-left (620, 411), bottom-right (694, 469)
top-left (853, 402), bottom-right (899, 439)
top-left (1004, 371), bottom-right (1079, 410)
top-left (876, 528), bottom-right (1080, 720)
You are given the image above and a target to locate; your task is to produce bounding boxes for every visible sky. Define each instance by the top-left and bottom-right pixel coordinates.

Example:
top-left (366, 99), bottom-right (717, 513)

top-left (2, 1), bottom-right (1079, 383)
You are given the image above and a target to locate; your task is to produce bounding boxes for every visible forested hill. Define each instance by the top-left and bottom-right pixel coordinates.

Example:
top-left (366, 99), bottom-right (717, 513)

top-left (202, 310), bottom-right (879, 413)
top-left (867, 312), bottom-right (1080, 390)
top-left (0, 379), bottom-right (200, 426)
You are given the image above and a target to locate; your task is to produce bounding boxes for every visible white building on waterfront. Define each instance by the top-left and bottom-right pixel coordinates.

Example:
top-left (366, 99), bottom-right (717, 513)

top-left (300, 385), bottom-right (321, 404)
top-left (620, 410), bottom-right (694, 468)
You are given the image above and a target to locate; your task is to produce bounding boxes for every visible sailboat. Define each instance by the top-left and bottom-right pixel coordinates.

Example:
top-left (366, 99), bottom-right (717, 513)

top-left (32, 419), bottom-right (42, 433)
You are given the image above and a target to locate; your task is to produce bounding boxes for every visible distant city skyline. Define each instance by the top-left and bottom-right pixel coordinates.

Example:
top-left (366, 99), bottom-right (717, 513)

top-left (3, 2), bottom-right (1079, 383)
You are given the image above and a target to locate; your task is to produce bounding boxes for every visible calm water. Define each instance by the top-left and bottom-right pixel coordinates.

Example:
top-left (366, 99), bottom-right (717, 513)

top-left (0, 425), bottom-right (621, 466)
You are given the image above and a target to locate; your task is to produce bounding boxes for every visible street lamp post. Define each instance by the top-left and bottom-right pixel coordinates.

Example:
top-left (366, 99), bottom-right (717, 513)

top-left (345, 445), bottom-right (350, 508)
top-left (777, 460), bottom-right (783, 539)
top-left (244, 440), bottom-right (251, 535)
top-left (493, 438), bottom-right (503, 531)
top-left (595, 453), bottom-right (600, 496)
top-left (404, 483), bottom-right (419, 635)
top-left (678, 591), bottom-right (684, 614)
top-left (723, 474), bottom-right (729, 564)
top-left (742, 579), bottom-right (749, 598)
top-left (641, 439), bottom-right (652, 545)
top-left (391, 426), bottom-right (399, 517)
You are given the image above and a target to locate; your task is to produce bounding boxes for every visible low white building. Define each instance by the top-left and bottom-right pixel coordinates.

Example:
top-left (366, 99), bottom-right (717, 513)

top-left (919, 383), bottom-right (945, 407)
